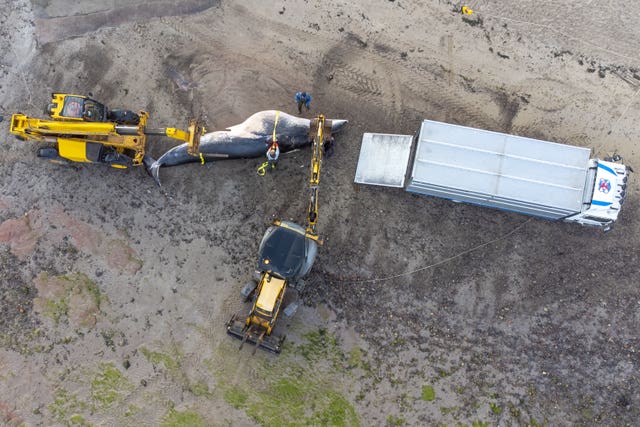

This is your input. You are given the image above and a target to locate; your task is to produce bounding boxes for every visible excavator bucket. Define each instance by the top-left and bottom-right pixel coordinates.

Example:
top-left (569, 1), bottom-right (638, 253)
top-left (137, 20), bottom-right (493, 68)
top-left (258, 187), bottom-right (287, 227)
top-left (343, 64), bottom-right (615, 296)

top-left (226, 314), bottom-right (285, 354)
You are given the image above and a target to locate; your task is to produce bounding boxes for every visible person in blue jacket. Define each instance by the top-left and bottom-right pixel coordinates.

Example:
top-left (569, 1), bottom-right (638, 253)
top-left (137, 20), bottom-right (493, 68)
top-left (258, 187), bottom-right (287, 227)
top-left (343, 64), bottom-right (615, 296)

top-left (295, 91), bottom-right (312, 114)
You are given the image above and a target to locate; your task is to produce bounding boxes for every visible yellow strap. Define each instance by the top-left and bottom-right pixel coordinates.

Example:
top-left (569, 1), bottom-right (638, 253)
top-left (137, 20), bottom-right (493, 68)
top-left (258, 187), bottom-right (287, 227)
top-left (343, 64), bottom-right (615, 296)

top-left (257, 161), bottom-right (269, 176)
top-left (200, 153), bottom-right (205, 164)
top-left (272, 110), bottom-right (280, 142)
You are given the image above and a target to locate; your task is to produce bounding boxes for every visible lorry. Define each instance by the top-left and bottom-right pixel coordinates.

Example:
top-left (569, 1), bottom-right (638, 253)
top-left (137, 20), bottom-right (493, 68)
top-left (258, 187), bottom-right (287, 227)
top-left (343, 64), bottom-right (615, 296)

top-left (354, 119), bottom-right (630, 231)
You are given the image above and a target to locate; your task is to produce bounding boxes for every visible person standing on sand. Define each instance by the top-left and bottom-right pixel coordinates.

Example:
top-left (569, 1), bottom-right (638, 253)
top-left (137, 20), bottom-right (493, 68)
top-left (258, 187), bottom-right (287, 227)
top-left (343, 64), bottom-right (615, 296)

top-left (295, 91), bottom-right (312, 114)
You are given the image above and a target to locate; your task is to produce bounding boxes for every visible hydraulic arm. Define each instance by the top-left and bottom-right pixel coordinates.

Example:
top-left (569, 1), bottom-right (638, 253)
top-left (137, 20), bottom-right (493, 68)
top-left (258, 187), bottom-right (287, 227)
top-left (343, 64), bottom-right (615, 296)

top-left (11, 112), bottom-right (150, 165)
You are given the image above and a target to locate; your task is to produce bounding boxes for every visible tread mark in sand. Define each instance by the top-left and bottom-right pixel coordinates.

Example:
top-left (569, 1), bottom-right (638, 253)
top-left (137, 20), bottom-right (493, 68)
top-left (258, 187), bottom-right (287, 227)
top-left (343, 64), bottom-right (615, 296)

top-left (320, 42), bottom-right (499, 131)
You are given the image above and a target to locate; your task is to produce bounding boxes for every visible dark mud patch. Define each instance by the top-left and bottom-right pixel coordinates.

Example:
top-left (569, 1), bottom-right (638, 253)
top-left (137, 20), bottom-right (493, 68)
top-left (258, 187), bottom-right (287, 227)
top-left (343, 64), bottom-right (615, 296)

top-left (34, 0), bottom-right (220, 45)
top-left (0, 249), bottom-right (40, 351)
top-left (492, 91), bottom-right (521, 132)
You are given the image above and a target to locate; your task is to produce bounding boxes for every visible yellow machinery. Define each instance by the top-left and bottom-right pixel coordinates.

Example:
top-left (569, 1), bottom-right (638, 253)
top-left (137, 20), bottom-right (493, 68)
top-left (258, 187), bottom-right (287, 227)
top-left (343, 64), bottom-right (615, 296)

top-left (226, 115), bottom-right (332, 354)
top-left (10, 93), bottom-right (202, 168)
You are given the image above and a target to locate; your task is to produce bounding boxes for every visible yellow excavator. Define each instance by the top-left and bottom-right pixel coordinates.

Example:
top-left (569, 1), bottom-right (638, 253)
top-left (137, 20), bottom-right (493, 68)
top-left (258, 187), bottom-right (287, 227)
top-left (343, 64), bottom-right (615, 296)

top-left (226, 114), bottom-right (333, 354)
top-left (9, 93), bottom-right (202, 168)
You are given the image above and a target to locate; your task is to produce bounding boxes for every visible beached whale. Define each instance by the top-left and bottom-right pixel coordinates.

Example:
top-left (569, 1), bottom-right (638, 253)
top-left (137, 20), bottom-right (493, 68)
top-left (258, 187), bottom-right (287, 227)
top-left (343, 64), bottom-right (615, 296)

top-left (146, 110), bottom-right (348, 185)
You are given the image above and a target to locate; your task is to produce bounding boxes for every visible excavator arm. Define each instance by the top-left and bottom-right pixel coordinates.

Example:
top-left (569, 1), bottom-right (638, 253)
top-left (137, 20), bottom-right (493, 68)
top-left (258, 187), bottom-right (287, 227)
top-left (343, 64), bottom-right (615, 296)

top-left (10, 112), bottom-right (150, 166)
top-left (144, 118), bottom-right (204, 156)
top-left (306, 114), bottom-right (332, 240)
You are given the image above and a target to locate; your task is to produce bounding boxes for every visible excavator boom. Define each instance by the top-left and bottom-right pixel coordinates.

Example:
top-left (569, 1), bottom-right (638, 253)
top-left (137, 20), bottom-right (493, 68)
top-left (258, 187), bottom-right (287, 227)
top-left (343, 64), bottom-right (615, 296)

top-left (306, 115), bottom-right (332, 238)
top-left (11, 112), bottom-right (149, 166)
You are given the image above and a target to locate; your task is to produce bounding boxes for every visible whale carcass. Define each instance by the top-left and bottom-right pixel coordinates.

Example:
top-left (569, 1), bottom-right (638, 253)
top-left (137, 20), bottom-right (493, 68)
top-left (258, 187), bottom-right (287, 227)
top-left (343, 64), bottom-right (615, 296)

top-left (147, 110), bottom-right (348, 185)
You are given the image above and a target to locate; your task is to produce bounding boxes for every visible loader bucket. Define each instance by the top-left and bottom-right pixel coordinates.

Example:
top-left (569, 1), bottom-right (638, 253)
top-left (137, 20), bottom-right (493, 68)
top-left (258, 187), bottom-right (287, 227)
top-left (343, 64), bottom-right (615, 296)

top-left (226, 314), bottom-right (285, 354)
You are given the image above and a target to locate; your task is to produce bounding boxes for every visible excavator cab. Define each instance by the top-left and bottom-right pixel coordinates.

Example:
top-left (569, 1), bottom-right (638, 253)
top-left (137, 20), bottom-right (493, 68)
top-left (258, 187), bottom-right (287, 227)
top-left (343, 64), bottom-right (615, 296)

top-left (46, 94), bottom-right (108, 121)
top-left (45, 93), bottom-right (139, 125)
top-left (257, 221), bottom-right (318, 281)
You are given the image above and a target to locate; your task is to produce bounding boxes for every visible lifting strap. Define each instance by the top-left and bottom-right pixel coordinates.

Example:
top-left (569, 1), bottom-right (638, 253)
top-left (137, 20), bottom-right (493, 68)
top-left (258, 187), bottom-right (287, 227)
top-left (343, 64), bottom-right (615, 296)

top-left (272, 110), bottom-right (280, 142)
top-left (256, 110), bottom-right (281, 176)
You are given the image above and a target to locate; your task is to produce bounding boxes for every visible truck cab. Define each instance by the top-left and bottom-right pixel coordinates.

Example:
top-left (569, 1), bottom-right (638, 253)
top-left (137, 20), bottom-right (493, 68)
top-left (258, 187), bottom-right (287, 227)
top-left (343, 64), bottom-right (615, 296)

top-left (564, 159), bottom-right (630, 231)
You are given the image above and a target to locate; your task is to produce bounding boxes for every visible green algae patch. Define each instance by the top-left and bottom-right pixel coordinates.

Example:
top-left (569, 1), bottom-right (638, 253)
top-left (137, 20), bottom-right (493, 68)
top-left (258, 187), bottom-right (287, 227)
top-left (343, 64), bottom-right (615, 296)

top-left (422, 385), bottom-right (435, 401)
top-left (489, 401), bottom-right (502, 415)
top-left (188, 380), bottom-right (212, 397)
top-left (213, 329), bottom-right (360, 427)
top-left (68, 413), bottom-right (90, 426)
top-left (294, 328), bottom-right (342, 366)
top-left (47, 363), bottom-right (135, 425)
top-left (386, 414), bottom-right (406, 426)
top-left (139, 345), bottom-right (187, 387)
top-left (160, 408), bottom-right (208, 427)
top-left (33, 272), bottom-right (102, 327)
top-left (244, 377), bottom-right (357, 427)
top-left (140, 344), bottom-right (213, 398)
top-left (48, 387), bottom-right (89, 425)
top-left (140, 347), bottom-right (181, 374)
top-left (348, 347), bottom-right (364, 369)
top-left (90, 362), bottom-right (134, 409)
top-left (224, 386), bottom-right (249, 409)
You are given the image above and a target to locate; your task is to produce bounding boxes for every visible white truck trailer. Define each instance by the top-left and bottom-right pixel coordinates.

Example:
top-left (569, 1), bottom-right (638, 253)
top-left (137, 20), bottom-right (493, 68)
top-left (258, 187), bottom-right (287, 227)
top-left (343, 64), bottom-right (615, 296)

top-left (355, 119), bottom-right (630, 231)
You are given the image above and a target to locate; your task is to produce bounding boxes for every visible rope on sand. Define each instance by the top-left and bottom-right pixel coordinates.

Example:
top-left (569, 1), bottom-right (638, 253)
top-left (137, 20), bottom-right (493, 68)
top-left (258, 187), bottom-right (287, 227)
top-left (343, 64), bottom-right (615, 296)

top-left (336, 218), bottom-right (532, 284)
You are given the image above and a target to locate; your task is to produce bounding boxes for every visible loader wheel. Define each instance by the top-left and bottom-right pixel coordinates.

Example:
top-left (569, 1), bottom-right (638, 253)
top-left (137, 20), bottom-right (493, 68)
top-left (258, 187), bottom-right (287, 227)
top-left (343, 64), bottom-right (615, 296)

top-left (37, 147), bottom-right (60, 159)
top-left (241, 281), bottom-right (258, 302)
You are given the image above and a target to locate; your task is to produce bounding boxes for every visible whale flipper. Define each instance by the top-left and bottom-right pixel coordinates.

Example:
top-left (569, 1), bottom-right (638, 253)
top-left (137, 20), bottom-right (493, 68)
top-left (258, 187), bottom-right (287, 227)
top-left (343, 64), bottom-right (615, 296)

top-left (150, 161), bottom-right (162, 186)
top-left (142, 155), bottom-right (162, 186)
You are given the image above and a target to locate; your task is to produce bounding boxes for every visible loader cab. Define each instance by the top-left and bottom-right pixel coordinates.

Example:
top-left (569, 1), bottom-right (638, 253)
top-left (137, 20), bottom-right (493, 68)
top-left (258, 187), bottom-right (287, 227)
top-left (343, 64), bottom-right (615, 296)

top-left (257, 221), bottom-right (318, 281)
top-left (46, 93), bottom-right (108, 122)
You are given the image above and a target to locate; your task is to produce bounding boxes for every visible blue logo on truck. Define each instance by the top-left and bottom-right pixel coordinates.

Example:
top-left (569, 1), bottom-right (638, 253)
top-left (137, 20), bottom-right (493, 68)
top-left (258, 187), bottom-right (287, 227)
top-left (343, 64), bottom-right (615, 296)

top-left (598, 178), bottom-right (611, 194)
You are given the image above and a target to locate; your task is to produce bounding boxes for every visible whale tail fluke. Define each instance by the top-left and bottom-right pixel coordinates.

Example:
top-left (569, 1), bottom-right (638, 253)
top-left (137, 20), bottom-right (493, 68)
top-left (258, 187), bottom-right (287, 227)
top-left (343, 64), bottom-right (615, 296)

top-left (143, 155), bottom-right (162, 187)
